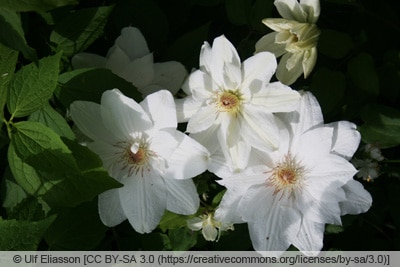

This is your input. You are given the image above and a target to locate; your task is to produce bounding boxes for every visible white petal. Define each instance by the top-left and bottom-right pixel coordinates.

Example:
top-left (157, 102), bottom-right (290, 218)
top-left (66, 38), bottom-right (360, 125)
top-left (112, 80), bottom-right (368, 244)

top-left (149, 61), bottom-right (188, 95)
top-left (247, 198), bottom-right (301, 252)
top-left (101, 89), bottom-right (153, 139)
top-left (274, 0), bottom-right (308, 23)
top-left (175, 96), bottom-right (204, 123)
top-left (120, 174), bottom-right (167, 233)
top-left (140, 90), bottom-right (177, 130)
top-left (182, 69), bottom-right (216, 99)
top-left (302, 47), bottom-right (317, 78)
top-left (87, 141), bottom-right (125, 179)
top-left (150, 130), bottom-right (179, 164)
top-left (186, 105), bottom-right (218, 134)
top-left (295, 127), bottom-right (334, 166)
top-left (291, 220), bottom-right (324, 253)
top-left (340, 180), bottom-right (372, 215)
top-left (329, 121), bottom-right (361, 160)
top-left (164, 178), bottom-right (199, 215)
top-left (203, 224), bottom-right (218, 241)
top-left (240, 105), bottom-right (280, 150)
top-left (190, 124), bottom-right (221, 155)
top-left (105, 45), bottom-right (131, 77)
top-left (252, 81), bottom-right (300, 112)
top-left (121, 54), bottom-right (155, 88)
top-left (114, 27), bottom-right (150, 60)
top-left (300, 0), bottom-right (320, 23)
top-left (297, 187), bottom-right (342, 225)
top-left (276, 52), bottom-right (304, 85)
top-left (214, 188), bottom-right (245, 224)
top-left (98, 188), bottom-right (126, 227)
top-left (70, 101), bottom-right (116, 143)
top-left (71, 53), bottom-right (107, 69)
top-left (161, 129), bottom-right (209, 180)
top-left (187, 217), bottom-right (204, 231)
top-left (255, 33), bottom-right (287, 57)
top-left (201, 35), bottom-right (242, 89)
top-left (241, 51), bottom-right (277, 94)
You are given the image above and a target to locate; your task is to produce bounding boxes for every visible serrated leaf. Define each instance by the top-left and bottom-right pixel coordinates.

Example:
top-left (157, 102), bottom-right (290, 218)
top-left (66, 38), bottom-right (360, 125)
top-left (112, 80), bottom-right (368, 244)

top-left (348, 53), bottom-right (379, 95)
top-left (7, 197), bottom-right (46, 221)
top-left (0, 43), bottom-right (18, 124)
top-left (168, 227), bottom-right (197, 251)
top-left (0, 215), bottom-right (56, 250)
top-left (11, 121), bottom-right (78, 173)
top-left (8, 121), bottom-right (121, 207)
top-left (50, 6), bottom-right (113, 56)
top-left (45, 200), bottom-right (107, 250)
top-left (1, 170), bottom-right (27, 211)
top-left (0, 8), bottom-right (37, 61)
top-left (29, 104), bottom-right (75, 140)
top-left (7, 53), bottom-right (61, 118)
top-left (359, 104), bottom-right (400, 148)
top-left (55, 68), bottom-right (141, 108)
top-left (0, 0), bottom-right (78, 12)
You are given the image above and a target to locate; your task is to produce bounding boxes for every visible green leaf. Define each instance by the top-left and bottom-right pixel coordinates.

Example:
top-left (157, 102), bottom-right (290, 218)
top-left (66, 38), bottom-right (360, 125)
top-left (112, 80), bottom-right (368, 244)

top-left (0, 215), bottom-right (56, 250)
top-left (325, 224), bottom-right (344, 234)
top-left (311, 68), bottom-right (346, 114)
top-left (0, 8), bottom-right (37, 61)
top-left (8, 121), bottom-right (121, 207)
top-left (358, 104), bottom-right (400, 148)
top-left (7, 196), bottom-right (47, 221)
top-left (159, 211), bottom-right (190, 232)
top-left (1, 169), bottom-right (27, 211)
top-left (163, 22), bottom-right (210, 70)
top-left (0, 0), bottom-right (78, 12)
top-left (225, 0), bottom-right (251, 26)
top-left (29, 104), bottom-right (75, 140)
top-left (168, 227), bottom-right (197, 251)
top-left (319, 29), bottom-right (353, 59)
top-left (348, 53), bottom-right (379, 96)
top-left (50, 6), bottom-right (113, 56)
top-left (45, 200), bottom-right (108, 250)
top-left (0, 43), bottom-right (18, 124)
top-left (55, 68), bottom-right (141, 108)
top-left (7, 53), bottom-right (61, 118)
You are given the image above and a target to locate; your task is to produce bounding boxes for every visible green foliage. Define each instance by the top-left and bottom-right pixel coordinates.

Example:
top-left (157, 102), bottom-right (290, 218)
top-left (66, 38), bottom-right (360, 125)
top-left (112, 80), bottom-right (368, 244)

top-left (0, 215), bottom-right (56, 250)
top-left (55, 68), bottom-right (141, 108)
top-left (0, 43), bottom-right (18, 124)
top-left (359, 104), bottom-right (400, 148)
top-left (0, 8), bottom-right (37, 61)
top-left (0, 0), bottom-right (78, 12)
top-left (7, 53), bottom-right (61, 118)
top-left (50, 6), bottom-right (113, 57)
top-left (348, 53), bottom-right (380, 96)
top-left (8, 121), bottom-right (121, 208)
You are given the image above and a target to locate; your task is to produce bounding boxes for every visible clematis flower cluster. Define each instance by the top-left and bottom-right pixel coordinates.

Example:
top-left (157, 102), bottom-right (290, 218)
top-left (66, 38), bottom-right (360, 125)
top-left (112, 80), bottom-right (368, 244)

top-left (69, 0), bottom-right (372, 253)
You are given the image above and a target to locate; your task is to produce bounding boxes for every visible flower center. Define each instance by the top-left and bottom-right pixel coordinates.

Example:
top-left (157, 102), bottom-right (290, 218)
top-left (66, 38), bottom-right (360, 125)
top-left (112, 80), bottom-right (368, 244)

top-left (266, 153), bottom-right (306, 198)
top-left (216, 90), bottom-right (242, 115)
top-left (115, 133), bottom-right (156, 177)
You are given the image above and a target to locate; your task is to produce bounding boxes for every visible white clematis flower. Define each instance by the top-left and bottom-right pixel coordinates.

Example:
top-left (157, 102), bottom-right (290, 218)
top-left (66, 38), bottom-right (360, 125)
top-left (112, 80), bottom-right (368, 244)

top-left (72, 26), bottom-right (187, 96)
top-left (255, 0), bottom-right (321, 85)
top-left (70, 89), bottom-right (209, 233)
top-left (187, 212), bottom-right (234, 242)
top-left (176, 35), bottom-right (300, 171)
top-left (215, 91), bottom-right (371, 254)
